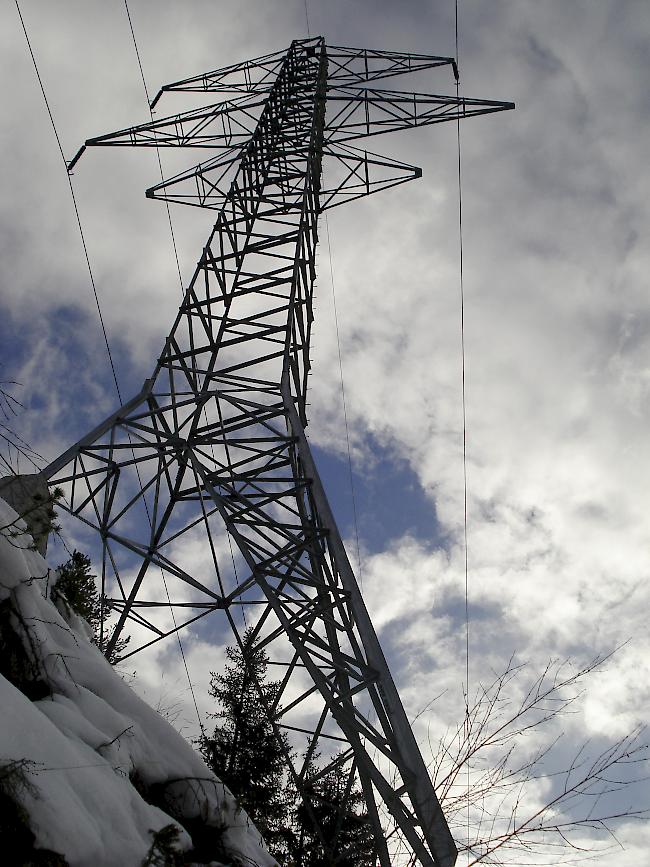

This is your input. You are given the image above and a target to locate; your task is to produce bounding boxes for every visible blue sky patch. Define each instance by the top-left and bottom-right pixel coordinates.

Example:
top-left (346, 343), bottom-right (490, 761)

top-left (312, 435), bottom-right (442, 555)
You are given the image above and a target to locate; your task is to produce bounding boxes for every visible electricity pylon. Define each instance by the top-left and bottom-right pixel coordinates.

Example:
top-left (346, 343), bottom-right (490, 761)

top-left (38, 38), bottom-right (512, 866)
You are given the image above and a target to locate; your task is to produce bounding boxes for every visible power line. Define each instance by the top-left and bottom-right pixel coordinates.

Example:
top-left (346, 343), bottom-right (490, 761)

top-left (324, 214), bottom-right (363, 590)
top-left (14, 0), bottom-right (123, 405)
top-left (455, 1), bottom-right (469, 717)
top-left (123, 0), bottom-right (184, 295)
top-left (455, 0), bottom-right (472, 855)
top-left (15, 0), bottom-right (123, 563)
top-left (122, 0), bottom-right (204, 738)
top-left (16, 0), bottom-right (204, 738)
top-left (304, 0), bottom-right (311, 37)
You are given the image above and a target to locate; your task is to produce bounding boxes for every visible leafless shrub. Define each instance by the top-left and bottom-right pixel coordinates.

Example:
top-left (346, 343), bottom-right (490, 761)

top-left (427, 654), bottom-right (649, 864)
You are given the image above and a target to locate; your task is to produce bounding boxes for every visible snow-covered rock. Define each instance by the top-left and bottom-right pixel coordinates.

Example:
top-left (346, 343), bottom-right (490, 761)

top-left (0, 496), bottom-right (277, 867)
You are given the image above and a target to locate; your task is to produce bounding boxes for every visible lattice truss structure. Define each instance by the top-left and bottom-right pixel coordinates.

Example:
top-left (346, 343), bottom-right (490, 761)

top-left (44, 38), bottom-right (513, 867)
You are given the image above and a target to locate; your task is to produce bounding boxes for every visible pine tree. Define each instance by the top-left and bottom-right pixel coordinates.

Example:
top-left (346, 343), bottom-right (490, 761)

top-left (290, 755), bottom-right (377, 867)
top-left (199, 629), bottom-right (294, 859)
top-left (54, 551), bottom-right (129, 664)
top-left (55, 552), bottom-right (101, 625)
top-left (141, 824), bottom-right (183, 866)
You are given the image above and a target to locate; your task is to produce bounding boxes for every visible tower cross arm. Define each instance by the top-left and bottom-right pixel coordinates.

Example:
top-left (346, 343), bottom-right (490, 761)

top-left (149, 44), bottom-right (292, 107)
top-left (150, 41), bottom-right (456, 106)
top-left (78, 93), bottom-right (267, 154)
top-left (318, 143), bottom-right (422, 211)
top-left (326, 45), bottom-right (456, 85)
top-left (325, 85), bottom-right (515, 143)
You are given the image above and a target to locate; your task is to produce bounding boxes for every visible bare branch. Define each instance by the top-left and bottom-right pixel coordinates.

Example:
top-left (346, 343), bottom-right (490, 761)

top-left (425, 654), bottom-right (650, 864)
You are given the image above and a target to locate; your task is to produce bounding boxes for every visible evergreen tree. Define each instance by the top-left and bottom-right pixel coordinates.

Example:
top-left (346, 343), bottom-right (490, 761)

top-left (54, 551), bottom-right (129, 664)
top-left (55, 552), bottom-right (101, 625)
top-left (199, 628), bottom-right (294, 859)
top-left (290, 755), bottom-right (377, 867)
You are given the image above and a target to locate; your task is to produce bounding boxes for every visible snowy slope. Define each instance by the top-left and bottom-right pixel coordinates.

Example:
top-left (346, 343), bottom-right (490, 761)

top-left (0, 495), bottom-right (277, 867)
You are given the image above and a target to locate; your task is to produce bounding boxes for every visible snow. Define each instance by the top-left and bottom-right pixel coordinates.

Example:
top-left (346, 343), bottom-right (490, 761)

top-left (0, 495), bottom-right (278, 867)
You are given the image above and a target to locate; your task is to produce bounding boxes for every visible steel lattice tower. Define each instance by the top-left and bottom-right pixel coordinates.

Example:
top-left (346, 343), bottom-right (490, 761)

top-left (19, 38), bottom-right (513, 867)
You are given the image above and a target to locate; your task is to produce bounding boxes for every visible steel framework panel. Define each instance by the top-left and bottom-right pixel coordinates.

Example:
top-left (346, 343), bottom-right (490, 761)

top-left (37, 37), bottom-right (514, 867)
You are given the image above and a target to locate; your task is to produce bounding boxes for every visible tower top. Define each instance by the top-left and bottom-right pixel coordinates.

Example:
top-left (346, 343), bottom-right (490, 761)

top-left (67, 38), bottom-right (513, 216)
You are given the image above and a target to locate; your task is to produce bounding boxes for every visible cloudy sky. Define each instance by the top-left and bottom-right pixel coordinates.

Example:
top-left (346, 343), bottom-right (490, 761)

top-left (1, 1), bottom-right (649, 863)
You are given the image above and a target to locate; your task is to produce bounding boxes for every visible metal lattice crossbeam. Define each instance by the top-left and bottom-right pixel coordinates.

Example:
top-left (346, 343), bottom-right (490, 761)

top-left (38, 37), bottom-right (514, 867)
